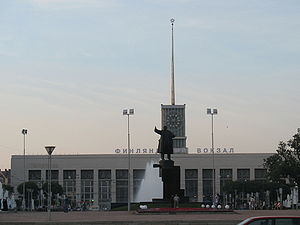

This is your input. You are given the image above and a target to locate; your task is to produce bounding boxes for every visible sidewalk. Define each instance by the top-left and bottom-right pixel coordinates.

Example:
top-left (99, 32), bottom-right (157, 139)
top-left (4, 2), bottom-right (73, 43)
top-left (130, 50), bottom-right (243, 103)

top-left (0, 210), bottom-right (299, 225)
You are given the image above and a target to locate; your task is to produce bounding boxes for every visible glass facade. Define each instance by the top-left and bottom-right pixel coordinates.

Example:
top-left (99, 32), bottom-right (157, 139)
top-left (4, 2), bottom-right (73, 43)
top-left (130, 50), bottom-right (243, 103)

top-left (63, 170), bottom-right (76, 207)
top-left (255, 169), bottom-right (267, 181)
top-left (116, 170), bottom-right (128, 203)
top-left (28, 170), bottom-right (42, 187)
top-left (81, 170), bottom-right (94, 205)
top-left (46, 170), bottom-right (59, 182)
top-left (220, 169), bottom-right (232, 195)
top-left (237, 169), bottom-right (250, 181)
top-left (98, 170), bottom-right (111, 203)
top-left (22, 160), bottom-right (268, 206)
top-left (185, 169), bottom-right (198, 202)
top-left (202, 169), bottom-right (213, 202)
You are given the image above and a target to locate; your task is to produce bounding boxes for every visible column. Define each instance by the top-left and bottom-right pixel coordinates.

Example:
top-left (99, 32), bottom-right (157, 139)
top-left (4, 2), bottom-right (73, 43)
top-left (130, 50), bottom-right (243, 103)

top-left (181, 167), bottom-right (185, 190)
top-left (58, 169), bottom-right (63, 187)
top-left (215, 168), bottom-right (220, 195)
top-left (198, 169), bottom-right (203, 202)
top-left (111, 169), bottom-right (116, 203)
top-left (76, 169), bottom-right (81, 207)
top-left (232, 168), bottom-right (237, 181)
top-left (250, 168), bottom-right (255, 180)
top-left (93, 169), bottom-right (98, 206)
top-left (41, 169), bottom-right (46, 185)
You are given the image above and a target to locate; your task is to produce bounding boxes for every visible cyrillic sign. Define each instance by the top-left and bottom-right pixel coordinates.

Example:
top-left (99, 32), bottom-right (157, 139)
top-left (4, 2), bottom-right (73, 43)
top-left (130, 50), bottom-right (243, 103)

top-left (114, 147), bottom-right (235, 154)
top-left (115, 148), bottom-right (155, 154)
top-left (196, 147), bottom-right (234, 154)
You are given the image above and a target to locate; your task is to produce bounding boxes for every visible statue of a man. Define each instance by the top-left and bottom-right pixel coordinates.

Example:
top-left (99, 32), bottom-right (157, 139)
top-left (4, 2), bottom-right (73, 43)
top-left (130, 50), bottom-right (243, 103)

top-left (154, 126), bottom-right (175, 160)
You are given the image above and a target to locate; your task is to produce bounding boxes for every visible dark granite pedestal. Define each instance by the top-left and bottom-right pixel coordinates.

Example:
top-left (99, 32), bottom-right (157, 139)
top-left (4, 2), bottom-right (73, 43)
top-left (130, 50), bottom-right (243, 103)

top-left (153, 160), bottom-right (188, 203)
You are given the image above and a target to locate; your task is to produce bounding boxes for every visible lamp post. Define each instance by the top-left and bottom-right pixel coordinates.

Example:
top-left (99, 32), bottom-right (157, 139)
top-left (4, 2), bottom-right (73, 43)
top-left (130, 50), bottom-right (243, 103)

top-left (123, 108), bottom-right (134, 212)
top-left (45, 146), bottom-right (55, 221)
top-left (22, 129), bottom-right (27, 211)
top-left (207, 108), bottom-right (218, 205)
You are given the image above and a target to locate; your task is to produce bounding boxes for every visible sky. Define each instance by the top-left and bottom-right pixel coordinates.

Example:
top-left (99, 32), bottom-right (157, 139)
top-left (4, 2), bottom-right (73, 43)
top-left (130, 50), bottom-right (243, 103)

top-left (0, 0), bottom-right (300, 169)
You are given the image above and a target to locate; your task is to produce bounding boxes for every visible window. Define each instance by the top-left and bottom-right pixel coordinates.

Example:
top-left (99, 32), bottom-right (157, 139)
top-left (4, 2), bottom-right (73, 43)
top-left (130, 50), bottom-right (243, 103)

top-left (116, 170), bottom-right (128, 203)
top-left (81, 170), bottom-right (94, 205)
top-left (185, 169), bottom-right (198, 202)
top-left (28, 170), bottom-right (41, 181)
top-left (28, 170), bottom-right (42, 187)
top-left (81, 170), bottom-right (94, 179)
top-left (255, 169), bottom-right (267, 181)
top-left (98, 170), bottom-right (111, 203)
top-left (46, 170), bottom-right (59, 182)
top-left (248, 219), bottom-right (272, 225)
top-left (63, 170), bottom-right (76, 180)
top-left (202, 169), bottom-right (213, 202)
top-left (220, 169), bottom-right (232, 195)
top-left (237, 169), bottom-right (250, 181)
top-left (63, 170), bottom-right (76, 207)
top-left (275, 218), bottom-right (300, 225)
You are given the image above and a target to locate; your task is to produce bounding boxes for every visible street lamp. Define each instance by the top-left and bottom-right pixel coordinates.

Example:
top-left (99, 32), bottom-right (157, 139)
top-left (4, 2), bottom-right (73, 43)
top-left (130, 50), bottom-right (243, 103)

top-left (45, 145), bottom-right (55, 221)
top-left (22, 129), bottom-right (27, 211)
top-left (123, 108), bottom-right (134, 212)
top-left (207, 108), bottom-right (218, 205)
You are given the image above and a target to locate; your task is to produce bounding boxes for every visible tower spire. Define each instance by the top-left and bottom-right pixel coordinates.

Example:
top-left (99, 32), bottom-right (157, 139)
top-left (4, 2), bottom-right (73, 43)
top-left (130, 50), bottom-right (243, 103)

top-left (170, 18), bottom-right (175, 105)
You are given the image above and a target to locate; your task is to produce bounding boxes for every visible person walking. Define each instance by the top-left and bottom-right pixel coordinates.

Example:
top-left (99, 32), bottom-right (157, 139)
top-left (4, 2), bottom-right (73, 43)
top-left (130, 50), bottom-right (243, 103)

top-left (173, 194), bottom-right (180, 208)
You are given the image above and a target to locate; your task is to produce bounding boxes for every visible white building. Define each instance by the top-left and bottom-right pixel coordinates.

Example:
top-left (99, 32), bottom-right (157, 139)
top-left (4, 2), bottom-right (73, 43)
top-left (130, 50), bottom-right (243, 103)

top-left (11, 152), bottom-right (272, 208)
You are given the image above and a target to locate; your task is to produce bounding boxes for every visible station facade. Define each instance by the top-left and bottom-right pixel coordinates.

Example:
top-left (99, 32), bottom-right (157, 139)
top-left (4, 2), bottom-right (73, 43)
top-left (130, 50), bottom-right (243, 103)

top-left (11, 152), bottom-right (273, 209)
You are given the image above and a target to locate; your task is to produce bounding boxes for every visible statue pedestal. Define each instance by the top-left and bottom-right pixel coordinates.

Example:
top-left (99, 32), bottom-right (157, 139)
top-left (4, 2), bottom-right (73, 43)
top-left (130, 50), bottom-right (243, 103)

top-left (153, 160), bottom-right (187, 202)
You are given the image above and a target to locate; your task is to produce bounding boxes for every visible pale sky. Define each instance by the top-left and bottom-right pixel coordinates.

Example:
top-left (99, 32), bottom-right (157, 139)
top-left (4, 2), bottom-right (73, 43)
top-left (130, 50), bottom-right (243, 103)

top-left (1, 0), bottom-right (300, 169)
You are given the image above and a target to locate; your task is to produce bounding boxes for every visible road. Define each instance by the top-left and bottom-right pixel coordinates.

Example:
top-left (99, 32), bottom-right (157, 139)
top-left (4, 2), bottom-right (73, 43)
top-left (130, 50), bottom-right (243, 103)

top-left (0, 209), bottom-right (299, 225)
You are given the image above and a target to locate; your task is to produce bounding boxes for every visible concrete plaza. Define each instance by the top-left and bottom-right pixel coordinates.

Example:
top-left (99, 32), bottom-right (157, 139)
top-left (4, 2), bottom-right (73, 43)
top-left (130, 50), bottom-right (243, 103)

top-left (0, 210), bottom-right (299, 225)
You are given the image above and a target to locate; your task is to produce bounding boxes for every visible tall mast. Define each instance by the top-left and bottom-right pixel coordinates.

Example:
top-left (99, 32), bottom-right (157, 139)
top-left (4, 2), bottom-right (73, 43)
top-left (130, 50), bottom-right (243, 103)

top-left (170, 18), bottom-right (175, 105)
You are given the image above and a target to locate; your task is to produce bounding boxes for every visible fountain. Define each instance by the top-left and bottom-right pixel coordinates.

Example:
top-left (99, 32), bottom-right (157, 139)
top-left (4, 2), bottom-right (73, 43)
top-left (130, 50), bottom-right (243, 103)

top-left (134, 161), bottom-right (163, 202)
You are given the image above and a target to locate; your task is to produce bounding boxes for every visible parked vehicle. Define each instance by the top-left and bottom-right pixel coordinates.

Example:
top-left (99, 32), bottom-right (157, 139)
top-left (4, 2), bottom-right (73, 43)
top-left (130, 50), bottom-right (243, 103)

top-left (238, 216), bottom-right (300, 225)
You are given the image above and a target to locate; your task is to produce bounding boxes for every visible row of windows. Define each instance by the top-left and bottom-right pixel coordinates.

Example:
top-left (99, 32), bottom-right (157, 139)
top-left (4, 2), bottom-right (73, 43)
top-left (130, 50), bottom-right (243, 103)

top-left (28, 169), bottom-right (147, 181)
top-left (28, 168), bottom-right (266, 181)
top-left (27, 168), bottom-right (267, 204)
top-left (183, 169), bottom-right (267, 202)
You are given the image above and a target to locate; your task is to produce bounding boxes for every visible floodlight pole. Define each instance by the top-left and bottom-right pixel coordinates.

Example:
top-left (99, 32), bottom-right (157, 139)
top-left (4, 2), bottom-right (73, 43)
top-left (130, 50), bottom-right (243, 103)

top-left (207, 108), bottom-right (218, 205)
top-left (45, 146), bottom-right (55, 221)
top-left (22, 129), bottom-right (27, 211)
top-left (123, 109), bottom-right (134, 212)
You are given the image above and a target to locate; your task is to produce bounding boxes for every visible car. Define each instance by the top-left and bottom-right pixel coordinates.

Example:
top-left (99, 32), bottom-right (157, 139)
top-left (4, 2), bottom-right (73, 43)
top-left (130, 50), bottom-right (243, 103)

top-left (238, 216), bottom-right (300, 225)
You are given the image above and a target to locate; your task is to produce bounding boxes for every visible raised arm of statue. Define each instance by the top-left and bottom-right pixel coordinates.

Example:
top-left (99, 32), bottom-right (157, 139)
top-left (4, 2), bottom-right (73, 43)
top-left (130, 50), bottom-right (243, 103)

top-left (154, 126), bottom-right (162, 135)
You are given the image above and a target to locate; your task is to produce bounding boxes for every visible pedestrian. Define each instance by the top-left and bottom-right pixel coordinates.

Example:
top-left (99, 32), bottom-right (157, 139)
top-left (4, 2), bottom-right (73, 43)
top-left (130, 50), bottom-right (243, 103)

top-left (173, 194), bottom-right (180, 208)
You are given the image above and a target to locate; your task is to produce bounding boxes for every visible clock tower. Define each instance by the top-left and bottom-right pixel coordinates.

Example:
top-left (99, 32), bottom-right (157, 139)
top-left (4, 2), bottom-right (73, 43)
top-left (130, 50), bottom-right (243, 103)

top-left (161, 19), bottom-right (188, 154)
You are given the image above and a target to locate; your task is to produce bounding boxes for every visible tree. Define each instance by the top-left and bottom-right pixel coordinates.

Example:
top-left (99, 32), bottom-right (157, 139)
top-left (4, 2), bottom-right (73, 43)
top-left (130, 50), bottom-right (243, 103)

top-left (42, 182), bottom-right (63, 195)
top-left (3, 184), bottom-right (14, 194)
top-left (223, 180), bottom-right (289, 196)
top-left (222, 180), bottom-right (290, 207)
top-left (264, 132), bottom-right (300, 185)
top-left (17, 181), bottom-right (39, 199)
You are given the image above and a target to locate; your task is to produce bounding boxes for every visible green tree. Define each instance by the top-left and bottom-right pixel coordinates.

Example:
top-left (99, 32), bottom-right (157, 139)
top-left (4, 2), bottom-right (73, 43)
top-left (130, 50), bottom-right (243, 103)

top-left (263, 132), bottom-right (300, 185)
top-left (42, 182), bottom-right (63, 195)
top-left (3, 184), bottom-right (14, 194)
top-left (17, 181), bottom-right (40, 200)
top-left (17, 182), bottom-right (39, 197)
top-left (223, 180), bottom-right (289, 195)
top-left (222, 180), bottom-right (290, 205)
